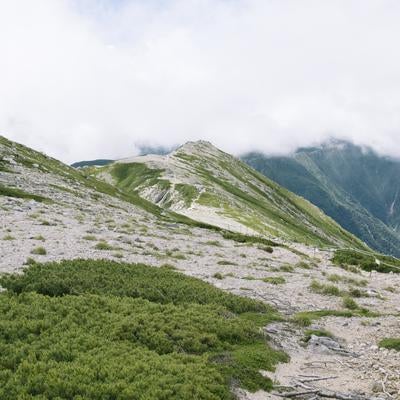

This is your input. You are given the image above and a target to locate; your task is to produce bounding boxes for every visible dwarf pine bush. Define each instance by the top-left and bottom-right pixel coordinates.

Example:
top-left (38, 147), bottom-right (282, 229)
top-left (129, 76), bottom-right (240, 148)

top-left (0, 259), bottom-right (287, 399)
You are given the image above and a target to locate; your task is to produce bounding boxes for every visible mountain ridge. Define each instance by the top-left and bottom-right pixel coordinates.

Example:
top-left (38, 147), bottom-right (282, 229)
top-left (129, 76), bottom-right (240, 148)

top-left (242, 140), bottom-right (400, 256)
top-left (90, 140), bottom-right (366, 249)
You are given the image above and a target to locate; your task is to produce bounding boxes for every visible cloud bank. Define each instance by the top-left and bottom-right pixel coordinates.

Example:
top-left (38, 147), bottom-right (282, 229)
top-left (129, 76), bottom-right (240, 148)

top-left (1, 0), bottom-right (400, 163)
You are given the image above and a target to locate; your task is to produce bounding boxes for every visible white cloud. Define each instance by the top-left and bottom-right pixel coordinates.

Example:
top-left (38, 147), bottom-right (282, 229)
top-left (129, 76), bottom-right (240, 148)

top-left (1, 0), bottom-right (400, 162)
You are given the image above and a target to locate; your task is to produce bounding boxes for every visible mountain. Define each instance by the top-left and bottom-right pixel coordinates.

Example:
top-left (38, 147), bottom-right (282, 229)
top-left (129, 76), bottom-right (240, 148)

top-left (137, 144), bottom-right (178, 156)
top-left (2, 134), bottom-right (400, 398)
top-left (71, 159), bottom-right (114, 168)
top-left (70, 145), bottom-right (176, 168)
top-left (91, 140), bottom-right (364, 249)
top-left (242, 140), bottom-right (400, 256)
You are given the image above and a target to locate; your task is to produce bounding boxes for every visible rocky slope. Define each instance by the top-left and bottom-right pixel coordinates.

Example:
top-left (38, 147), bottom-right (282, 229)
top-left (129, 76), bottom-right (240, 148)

top-left (242, 140), bottom-right (400, 257)
top-left (1, 135), bottom-right (399, 399)
top-left (91, 140), bottom-right (365, 250)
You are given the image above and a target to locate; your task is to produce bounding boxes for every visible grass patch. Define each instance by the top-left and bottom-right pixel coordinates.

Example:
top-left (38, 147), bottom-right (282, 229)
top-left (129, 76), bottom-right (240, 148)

top-left (327, 274), bottom-right (368, 287)
top-left (2, 234), bottom-right (15, 241)
top-left (279, 264), bottom-right (294, 273)
top-left (221, 231), bottom-right (279, 247)
top-left (30, 246), bottom-right (47, 255)
top-left (263, 277), bottom-right (286, 285)
top-left (0, 183), bottom-right (52, 203)
top-left (175, 183), bottom-right (199, 207)
top-left (83, 235), bottom-right (97, 241)
top-left (94, 241), bottom-right (114, 250)
top-left (309, 280), bottom-right (341, 296)
top-left (206, 240), bottom-right (222, 247)
top-left (213, 273), bottom-right (224, 280)
top-left (217, 260), bottom-right (237, 266)
top-left (342, 296), bottom-right (359, 310)
top-left (293, 309), bottom-right (378, 327)
top-left (258, 246), bottom-right (273, 253)
top-left (23, 257), bottom-right (36, 265)
top-left (379, 338), bottom-right (400, 351)
top-left (332, 249), bottom-right (400, 273)
top-left (33, 235), bottom-right (45, 241)
top-left (296, 261), bottom-right (312, 269)
top-left (0, 259), bottom-right (287, 398)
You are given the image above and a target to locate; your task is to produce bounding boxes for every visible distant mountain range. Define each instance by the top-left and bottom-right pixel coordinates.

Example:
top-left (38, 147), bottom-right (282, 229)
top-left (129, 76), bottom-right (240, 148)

top-left (242, 140), bottom-right (400, 257)
top-left (71, 145), bottom-right (176, 168)
top-left (71, 159), bottom-right (114, 168)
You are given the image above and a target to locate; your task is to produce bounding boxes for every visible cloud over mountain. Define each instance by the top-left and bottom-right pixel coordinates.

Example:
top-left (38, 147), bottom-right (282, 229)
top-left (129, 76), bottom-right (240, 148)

top-left (1, 0), bottom-right (400, 162)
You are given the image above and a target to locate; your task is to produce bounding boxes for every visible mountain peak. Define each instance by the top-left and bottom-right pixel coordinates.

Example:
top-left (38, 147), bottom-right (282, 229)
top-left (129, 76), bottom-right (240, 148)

top-left (176, 140), bottom-right (217, 154)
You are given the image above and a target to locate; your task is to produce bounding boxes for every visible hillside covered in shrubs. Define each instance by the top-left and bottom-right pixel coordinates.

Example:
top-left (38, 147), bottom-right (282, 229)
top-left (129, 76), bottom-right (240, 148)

top-left (0, 260), bottom-right (287, 399)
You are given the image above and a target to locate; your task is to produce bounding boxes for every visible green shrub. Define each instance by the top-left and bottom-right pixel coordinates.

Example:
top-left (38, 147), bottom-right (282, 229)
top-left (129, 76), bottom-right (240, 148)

top-left (213, 273), bottom-right (224, 280)
top-left (243, 276), bottom-right (256, 281)
top-left (172, 253), bottom-right (186, 260)
top-left (263, 277), bottom-right (286, 285)
top-left (217, 260), bottom-right (237, 266)
top-left (0, 260), bottom-right (272, 314)
top-left (33, 235), bottom-right (45, 241)
top-left (296, 261), bottom-right (311, 269)
top-left (332, 249), bottom-right (400, 273)
top-left (222, 231), bottom-right (279, 247)
top-left (342, 296), bottom-right (359, 310)
top-left (327, 274), bottom-right (368, 287)
top-left (327, 274), bottom-right (341, 283)
top-left (293, 308), bottom-right (377, 325)
top-left (258, 246), bottom-right (273, 253)
top-left (2, 234), bottom-right (15, 241)
top-left (206, 240), bottom-right (222, 247)
top-left (0, 183), bottom-right (51, 203)
top-left (83, 235), bottom-right (97, 241)
top-left (0, 260), bottom-right (287, 398)
top-left (293, 314), bottom-right (312, 327)
top-left (23, 257), bottom-right (36, 265)
top-left (30, 246), bottom-right (46, 255)
top-left (379, 338), bottom-right (400, 351)
top-left (94, 241), bottom-right (114, 250)
top-left (348, 287), bottom-right (368, 298)
top-left (310, 280), bottom-right (341, 296)
top-left (279, 264), bottom-right (294, 273)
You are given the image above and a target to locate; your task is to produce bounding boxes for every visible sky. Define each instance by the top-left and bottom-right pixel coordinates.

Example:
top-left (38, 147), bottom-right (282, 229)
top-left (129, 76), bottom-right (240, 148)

top-left (1, 0), bottom-right (400, 163)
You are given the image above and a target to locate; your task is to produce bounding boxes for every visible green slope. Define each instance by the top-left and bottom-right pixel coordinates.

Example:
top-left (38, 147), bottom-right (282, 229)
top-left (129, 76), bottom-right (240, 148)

top-left (242, 140), bottom-right (400, 256)
top-left (93, 141), bottom-right (366, 249)
top-left (0, 136), bottom-right (214, 230)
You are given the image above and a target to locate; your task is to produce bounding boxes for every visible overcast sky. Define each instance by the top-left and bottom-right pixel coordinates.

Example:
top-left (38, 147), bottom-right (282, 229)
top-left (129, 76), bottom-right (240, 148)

top-left (1, 0), bottom-right (400, 163)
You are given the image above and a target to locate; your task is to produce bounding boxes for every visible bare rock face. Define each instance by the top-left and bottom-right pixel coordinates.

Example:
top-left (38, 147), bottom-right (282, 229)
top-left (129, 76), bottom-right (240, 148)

top-left (307, 334), bottom-right (344, 354)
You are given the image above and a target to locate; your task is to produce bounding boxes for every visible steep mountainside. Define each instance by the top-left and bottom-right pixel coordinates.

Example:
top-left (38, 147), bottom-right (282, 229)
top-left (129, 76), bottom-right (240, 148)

top-left (242, 141), bottom-right (400, 257)
top-left (92, 140), bottom-right (364, 249)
